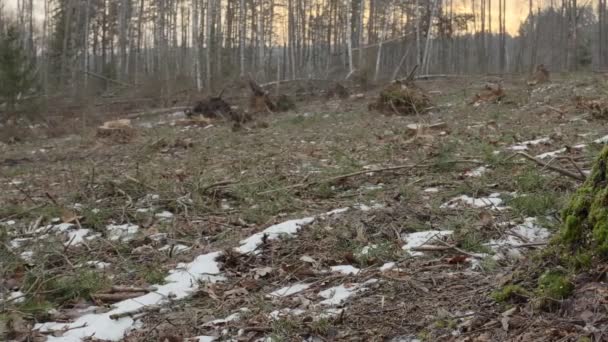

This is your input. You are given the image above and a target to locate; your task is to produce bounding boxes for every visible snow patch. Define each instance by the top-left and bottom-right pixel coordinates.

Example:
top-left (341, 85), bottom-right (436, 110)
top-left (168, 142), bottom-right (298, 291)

top-left (155, 211), bottom-right (174, 220)
top-left (507, 137), bottom-right (550, 151)
top-left (535, 144), bottom-right (585, 159)
top-left (356, 203), bottom-right (384, 211)
top-left (159, 244), bottom-right (191, 254)
top-left (20, 250), bottom-right (34, 262)
top-left (106, 224), bottom-right (139, 242)
top-left (440, 193), bottom-right (505, 210)
top-left (193, 336), bottom-right (217, 342)
top-left (269, 308), bottom-right (306, 319)
top-left (318, 279), bottom-right (377, 306)
top-left (1, 291), bottom-right (25, 304)
top-left (236, 217), bottom-right (315, 254)
top-left (380, 262), bottom-right (396, 272)
top-left (66, 229), bottom-right (91, 246)
top-left (35, 252), bottom-right (224, 342)
top-left (236, 208), bottom-right (351, 254)
top-left (402, 230), bottom-right (453, 256)
top-left (203, 308), bottom-right (249, 327)
top-left (595, 135), bottom-right (608, 144)
top-left (82, 261), bottom-right (111, 269)
top-left (330, 265), bottom-right (360, 275)
top-left (464, 166), bottom-right (489, 178)
top-left (487, 218), bottom-right (550, 260)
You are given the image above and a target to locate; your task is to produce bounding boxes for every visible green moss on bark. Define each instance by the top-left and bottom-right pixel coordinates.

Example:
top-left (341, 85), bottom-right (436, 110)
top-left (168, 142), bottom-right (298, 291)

top-left (560, 146), bottom-right (608, 258)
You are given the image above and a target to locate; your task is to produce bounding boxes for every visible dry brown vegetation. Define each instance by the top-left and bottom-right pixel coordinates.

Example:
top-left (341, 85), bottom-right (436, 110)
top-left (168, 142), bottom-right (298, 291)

top-left (3, 74), bottom-right (608, 341)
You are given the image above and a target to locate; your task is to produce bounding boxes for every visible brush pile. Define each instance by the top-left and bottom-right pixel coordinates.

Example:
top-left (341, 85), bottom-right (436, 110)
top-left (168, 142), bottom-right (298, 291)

top-left (369, 81), bottom-right (432, 116)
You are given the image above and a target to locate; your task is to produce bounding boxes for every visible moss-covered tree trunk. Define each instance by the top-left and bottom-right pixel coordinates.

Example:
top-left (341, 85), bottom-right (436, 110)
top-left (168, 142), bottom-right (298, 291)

top-left (561, 146), bottom-right (608, 257)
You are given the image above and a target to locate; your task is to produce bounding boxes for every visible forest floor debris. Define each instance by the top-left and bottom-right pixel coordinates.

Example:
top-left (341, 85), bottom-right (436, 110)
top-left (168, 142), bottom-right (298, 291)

top-left (2, 74), bottom-right (608, 341)
top-left (369, 81), bottom-right (433, 115)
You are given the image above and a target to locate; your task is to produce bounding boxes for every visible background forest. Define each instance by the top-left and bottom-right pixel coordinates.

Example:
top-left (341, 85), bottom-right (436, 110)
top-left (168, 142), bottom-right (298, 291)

top-left (0, 0), bottom-right (607, 109)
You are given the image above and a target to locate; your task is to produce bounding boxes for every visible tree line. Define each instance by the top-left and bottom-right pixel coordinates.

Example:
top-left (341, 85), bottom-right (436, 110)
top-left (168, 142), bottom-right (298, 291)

top-left (0, 0), bottom-right (607, 108)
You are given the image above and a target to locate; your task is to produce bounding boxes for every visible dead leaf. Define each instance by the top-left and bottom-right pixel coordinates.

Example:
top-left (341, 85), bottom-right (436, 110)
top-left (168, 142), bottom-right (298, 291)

top-left (201, 284), bottom-right (221, 301)
top-left (477, 211), bottom-right (494, 228)
top-left (447, 255), bottom-right (469, 264)
top-left (6, 313), bottom-right (30, 339)
top-left (61, 209), bottom-right (82, 224)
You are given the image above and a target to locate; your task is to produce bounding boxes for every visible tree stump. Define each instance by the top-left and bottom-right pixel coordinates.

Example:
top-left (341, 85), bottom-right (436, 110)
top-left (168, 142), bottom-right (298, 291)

top-left (96, 119), bottom-right (136, 144)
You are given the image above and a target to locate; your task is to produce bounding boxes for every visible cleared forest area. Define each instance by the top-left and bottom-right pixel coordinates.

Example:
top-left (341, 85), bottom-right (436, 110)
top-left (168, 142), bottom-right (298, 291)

top-left (2, 72), bottom-right (608, 341)
top-left (4, 0), bottom-right (608, 341)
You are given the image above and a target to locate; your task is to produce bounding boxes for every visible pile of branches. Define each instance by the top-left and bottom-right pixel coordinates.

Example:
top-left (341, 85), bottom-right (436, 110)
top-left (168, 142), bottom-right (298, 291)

top-left (369, 81), bottom-right (432, 116)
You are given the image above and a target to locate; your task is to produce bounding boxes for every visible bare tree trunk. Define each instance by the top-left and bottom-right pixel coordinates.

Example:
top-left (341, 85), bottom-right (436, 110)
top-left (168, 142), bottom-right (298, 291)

top-left (239, 0), bottom-right (246, 76)
top-left (422, 0), bottom-right (438, 74)
top-left (346, 0), bottom-right (353, 77)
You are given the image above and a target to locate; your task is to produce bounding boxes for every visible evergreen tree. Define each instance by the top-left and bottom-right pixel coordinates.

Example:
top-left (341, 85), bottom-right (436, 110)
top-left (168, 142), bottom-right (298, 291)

top-left (0, 25), bottom-right (36, 112)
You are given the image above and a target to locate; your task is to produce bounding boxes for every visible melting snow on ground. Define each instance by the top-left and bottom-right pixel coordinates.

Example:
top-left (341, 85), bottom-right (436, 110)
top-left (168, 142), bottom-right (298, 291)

top-left (1, 291), bottom-right (25, 304)
top-left (236, 208), bottom-right (349, 254)
top-left (32, 205), bottom-right (376, 341)
top-left (82, 261), bottom-right (111, 269)
top-left (464, 166), bottom-right (489, 178)
top-left (203, 308), bottom-right (249, 327)
top-left (269, 308), bottom-right (306, 319)
top-left (380, 262), bottom-right (396, 272)
top-left (507, 137), bottom-right (550, 151)
top-left (66, 229), bottom-right (92, 246)
top-left (486, 218), bottom-right (550, 260)
top-left (440, 193), bottom-right (505, 210)
top-left (330, 265), bottom-right (360, 275)
top-left (35, 252), bottom-right (224, 341)
top-left (236, 217), bottom-right (316, 254)
top-left (535, 144), bottom-right (586, 159)
top-left (106, 224), bottom-right (139, 242)
top-left (155, 211), bottom-right (174, 220)
top-left (595, 135), bottom-right (608, 144)
top-left (193, 336), bottom-right (217, 342)
top-left (318, 279), bottom-right (377, 306)
top-left (402, 230), bottom-right (453, 256)
top-left (159, 244), bottom-right (191, 254)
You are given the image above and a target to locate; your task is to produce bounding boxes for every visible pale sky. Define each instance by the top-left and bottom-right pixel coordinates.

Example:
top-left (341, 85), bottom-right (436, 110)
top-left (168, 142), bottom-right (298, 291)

top-left (0, 0), bottom-right (562, 36)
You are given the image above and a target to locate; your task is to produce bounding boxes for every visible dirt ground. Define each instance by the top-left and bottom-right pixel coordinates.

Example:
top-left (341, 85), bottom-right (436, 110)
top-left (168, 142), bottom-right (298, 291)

top-left (2, 73), bottom-right (608, 341)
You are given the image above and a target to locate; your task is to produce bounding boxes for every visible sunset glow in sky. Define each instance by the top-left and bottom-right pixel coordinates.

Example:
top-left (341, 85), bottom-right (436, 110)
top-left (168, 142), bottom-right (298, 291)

top-left (3, 0), bottom-right (552, 36)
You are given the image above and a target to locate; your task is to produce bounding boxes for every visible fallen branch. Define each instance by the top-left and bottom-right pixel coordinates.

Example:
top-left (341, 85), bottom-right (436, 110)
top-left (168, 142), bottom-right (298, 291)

top-left (82, 70), bottom-right (133, 87)
top-left (515, 152), bottom-right (586, 181)
top-left (433, 239), bottom-right (483, 259)
top-left (512, 242), bottom-right (548, 248)
top-left (93, 292), bottom-right (147, 303)
top-left (201, 180), bottom-right (237, 193)
top-left (558, 156), bottom-right (587, 180)
top-left (258, 160), bottom-right (483, 195)
top-left (545, 105), bottom-right (566, 115)
top-left (410, 245), bottom-right (451, 252)
top-left (109, 305), bottom-right (162, 320)
top-left (37, 323), bottom-right (88, 335)
top-left (109, 286), bottom-right (157, 293)
top-left (260, 78), bottom-right (330, 87)
top-left (125, 106), bottom-right (190, 119)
